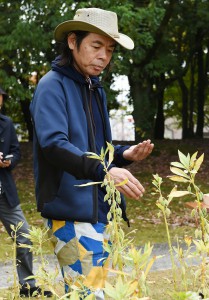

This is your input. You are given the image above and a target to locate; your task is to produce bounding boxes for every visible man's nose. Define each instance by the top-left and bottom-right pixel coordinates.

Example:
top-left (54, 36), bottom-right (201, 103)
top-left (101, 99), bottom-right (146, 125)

top-left (98, 48), bottom-right (109, 60)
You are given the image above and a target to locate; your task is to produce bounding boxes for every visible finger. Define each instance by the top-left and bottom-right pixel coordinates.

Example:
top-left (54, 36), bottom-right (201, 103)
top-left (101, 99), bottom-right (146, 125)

top-left (135, 141), bottom-right (149, 150)
top-left (133, 143), bottom-right (149, 157)
top-left (131, 180), bottom-right (145, 196)
top-left (117, 185), bottom-right (141, 200)
top-left (118, 178), bottom-right (144, 199)
top-left (138, 140), bottom-right (151, 146)
top-left (133, 143), bottom-right (144, 153)
top-left (149, 143), bottom-right (154, 152)
top-left (120, 184), bottom-right (144, 199)
top-left (137, 141), bottom-right (153, 154)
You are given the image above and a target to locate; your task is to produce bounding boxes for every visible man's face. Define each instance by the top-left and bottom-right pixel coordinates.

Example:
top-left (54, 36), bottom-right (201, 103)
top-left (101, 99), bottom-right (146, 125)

top-left (68, 32), bottom-right (116, 77)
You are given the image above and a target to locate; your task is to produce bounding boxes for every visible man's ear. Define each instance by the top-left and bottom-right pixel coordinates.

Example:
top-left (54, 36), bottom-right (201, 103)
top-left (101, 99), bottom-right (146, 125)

top-left (67, 33), bottom-right (76, 50)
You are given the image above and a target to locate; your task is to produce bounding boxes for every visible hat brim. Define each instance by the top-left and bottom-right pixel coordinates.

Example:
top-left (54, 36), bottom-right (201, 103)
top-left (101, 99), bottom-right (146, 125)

top-left (54, 20), bottom-right (134, 50)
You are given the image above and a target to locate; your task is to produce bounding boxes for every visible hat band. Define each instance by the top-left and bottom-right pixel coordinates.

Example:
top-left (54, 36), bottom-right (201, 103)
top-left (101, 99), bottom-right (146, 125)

top-left (109, 32), bottom-right (120, 38)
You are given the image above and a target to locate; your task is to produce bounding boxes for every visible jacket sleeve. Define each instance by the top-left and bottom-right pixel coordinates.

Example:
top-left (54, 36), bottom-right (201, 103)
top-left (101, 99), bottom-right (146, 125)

top-left (113, 145), bottom-right (133, 167)
top-left (7, 119), bottom-right (21, 171)
top-left (42, 143), bottom-right (102, 181)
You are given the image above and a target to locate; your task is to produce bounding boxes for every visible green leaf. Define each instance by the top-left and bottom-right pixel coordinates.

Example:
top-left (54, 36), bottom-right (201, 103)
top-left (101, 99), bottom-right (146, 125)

top-left (68, 290), bottom-right (80, 300)
top-left (170, 166), bottom-right (190, 178)
top-left (190, 170), bottom-right (197, 174)
top-left (170, 161), bottom-right (185, 169)
top-left (115, 178), bottom-right (128, 187)
top-left (152, 181), bottom-right (159, 188)
top-left (153, 174), bottom-right (163, 183)
top-left (156, 203), bottom-right (164, 210)
top-left (87, 153), bottom-right (101, 160)
top-left (169, 190), bottom-right (191, 198)
top-left (10, 224), bottom-right (15, 231)
top-left (178, 150), bottom-right (190, 169)
top-left (165, 207), bottom-right (171, 217)
top-left (190, 151), bottom-right (198, 168)
top-left (106, 142), bottom-right (114, 165)
top-left (193, 153), bottom-right (204, 172)
top-left (168, 185), bottom-right (177, 202)
top-left (104, 281), bottom-right (117, 298)
top-left (167, 175), bottom-right (189, 183)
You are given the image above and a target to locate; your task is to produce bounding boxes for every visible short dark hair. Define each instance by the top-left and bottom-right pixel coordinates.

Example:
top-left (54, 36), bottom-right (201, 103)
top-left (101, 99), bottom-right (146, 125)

top-left (57, 31), bottom-right (90, 66)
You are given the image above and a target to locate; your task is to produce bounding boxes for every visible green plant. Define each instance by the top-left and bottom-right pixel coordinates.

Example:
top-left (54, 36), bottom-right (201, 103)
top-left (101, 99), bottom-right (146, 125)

top-left (79, 143), bottom-right (158, 299)
top-left (10, 222), bottom-right (23, 300)
top-left (10, 148), bottom-right (209, 299)
top-left (19, 226), bottom-right (61, 299)
top-left (19, 225), bottom-right (95, 299)
top-left (152, 150), bottom-right (209, 299)
top-left (152, 173), bottom-right (178, 290)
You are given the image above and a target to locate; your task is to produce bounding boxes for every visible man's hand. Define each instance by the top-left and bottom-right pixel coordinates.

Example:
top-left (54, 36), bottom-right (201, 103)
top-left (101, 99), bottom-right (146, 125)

top-left (123, 139), bottom-right (154, 162)
top-left (0, 152), bottom-right (11, 168)
top-left (108, 167), bottom-right (144, 200)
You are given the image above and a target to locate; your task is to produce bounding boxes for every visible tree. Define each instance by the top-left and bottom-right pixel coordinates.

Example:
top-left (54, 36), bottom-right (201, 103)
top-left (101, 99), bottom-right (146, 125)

top-left (128, 0), bottom-right (209, 140)
top-left (0, 0), bottom-right (76, 140)
top-left (168, 0), bottom-right (209, 139)
top-left (1, 0), bottom-right (209, 141)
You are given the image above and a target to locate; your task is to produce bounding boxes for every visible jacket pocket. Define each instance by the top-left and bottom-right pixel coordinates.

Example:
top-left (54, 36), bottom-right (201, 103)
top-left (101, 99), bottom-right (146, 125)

top-left (41, 176), bottom-right (98, 223)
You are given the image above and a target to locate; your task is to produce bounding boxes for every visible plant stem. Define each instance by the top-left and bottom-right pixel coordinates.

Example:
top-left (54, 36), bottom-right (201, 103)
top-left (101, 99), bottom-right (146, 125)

top-left (13, 229), bottom-right (18, 300)
top-left (163, 209), bottom-right (177, 291)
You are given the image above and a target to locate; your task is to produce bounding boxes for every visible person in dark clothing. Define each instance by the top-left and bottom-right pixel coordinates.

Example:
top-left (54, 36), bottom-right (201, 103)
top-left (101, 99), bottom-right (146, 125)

top-left (30, 7), bottom-right (154, 299)
top-left (0, 86), bottom-right (52, 297)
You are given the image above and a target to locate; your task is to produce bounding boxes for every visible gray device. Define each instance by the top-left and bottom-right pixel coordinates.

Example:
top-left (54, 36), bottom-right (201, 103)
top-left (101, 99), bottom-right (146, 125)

top-left (3, 154), bottom-right (13, 161)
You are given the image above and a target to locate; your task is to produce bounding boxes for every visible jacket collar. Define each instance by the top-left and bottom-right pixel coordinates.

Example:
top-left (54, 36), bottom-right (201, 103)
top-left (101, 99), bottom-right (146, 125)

top-left (51, 56), bottom-right (102, 88)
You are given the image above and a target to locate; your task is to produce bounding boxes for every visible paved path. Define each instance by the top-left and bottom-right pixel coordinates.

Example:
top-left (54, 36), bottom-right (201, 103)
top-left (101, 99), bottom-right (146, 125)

top-left (0, 254), bottom-right (62, 289)
top-left (0, 243), bottom-right (199, 289)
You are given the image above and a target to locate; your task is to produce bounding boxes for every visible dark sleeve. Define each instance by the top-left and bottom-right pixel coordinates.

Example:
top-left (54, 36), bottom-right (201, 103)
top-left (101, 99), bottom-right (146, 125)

top-left (113, 145), bottom-right (133, 167)
top-left (42, 144), bottom-right (102, 181)
top-left (7, 120), bottom-right (21, 171)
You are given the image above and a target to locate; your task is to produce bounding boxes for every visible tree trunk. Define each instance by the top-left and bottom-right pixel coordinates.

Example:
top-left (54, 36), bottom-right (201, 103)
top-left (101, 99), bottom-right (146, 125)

top-left (20, 99), bottom-right (33, 141)
top-left (196, 39), bottom-right (205, 138)
top-left (154, 88), bottom-right (165, 139)
top-left (188, 58), bottom-right (195, 138)
top-left (178, 77), bottom-right (189, 139)
top-left (129, 77), bottom-right (156, 142)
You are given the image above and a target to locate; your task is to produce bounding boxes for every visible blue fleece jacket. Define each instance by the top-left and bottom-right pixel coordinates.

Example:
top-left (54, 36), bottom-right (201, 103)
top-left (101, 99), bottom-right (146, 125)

top-left (30, 57), bottom-right (131, 223)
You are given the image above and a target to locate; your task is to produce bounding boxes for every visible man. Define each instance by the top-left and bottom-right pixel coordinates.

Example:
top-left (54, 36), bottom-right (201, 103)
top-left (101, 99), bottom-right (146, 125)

top-left (0, 86), bottom-right (52, 297)
top-left (30, 7), bottom-right (154, 299)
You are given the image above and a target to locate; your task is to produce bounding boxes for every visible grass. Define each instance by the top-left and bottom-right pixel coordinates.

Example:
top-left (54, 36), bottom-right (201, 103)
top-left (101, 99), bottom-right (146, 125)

top-left (0, 268), bottom-right (200, 300)
top-left (147, 268), bottom-right (195, 300)
top-left (1, 139), bottom-right (209, 298)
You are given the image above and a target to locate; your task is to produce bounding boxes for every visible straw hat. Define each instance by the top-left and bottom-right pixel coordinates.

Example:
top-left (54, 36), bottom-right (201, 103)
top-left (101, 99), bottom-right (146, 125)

top-left (54, 8), bottom-right (134, 50)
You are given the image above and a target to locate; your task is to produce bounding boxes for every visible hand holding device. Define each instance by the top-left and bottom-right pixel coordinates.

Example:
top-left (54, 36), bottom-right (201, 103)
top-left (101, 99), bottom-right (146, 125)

top-left (3, 154), bottom-right (13, 161)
